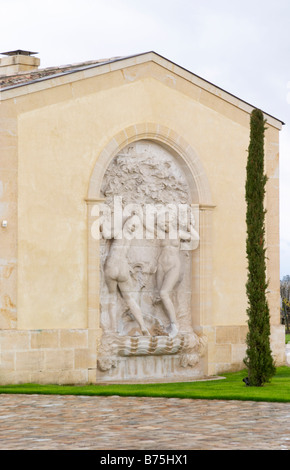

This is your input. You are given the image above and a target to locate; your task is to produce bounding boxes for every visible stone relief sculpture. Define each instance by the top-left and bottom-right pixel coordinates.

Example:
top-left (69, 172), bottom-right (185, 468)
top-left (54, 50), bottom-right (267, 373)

top-left (96, 140), bottom-right (206, 378)
top-left (154, 209), bottom-right (199, 338)
top-left (101, 213), bottom-right (150, 336)
top-left (100, 142), bottom-right (190, 207)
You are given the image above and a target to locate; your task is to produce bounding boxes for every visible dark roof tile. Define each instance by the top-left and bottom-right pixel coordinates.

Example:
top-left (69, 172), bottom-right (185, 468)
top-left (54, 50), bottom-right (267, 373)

top-left (0, 57), bottom-right (122, 89)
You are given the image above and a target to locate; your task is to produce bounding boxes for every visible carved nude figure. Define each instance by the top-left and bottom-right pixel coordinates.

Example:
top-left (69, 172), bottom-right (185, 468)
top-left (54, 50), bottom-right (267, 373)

top-left (155, 210), bottom-right (199, 337)
top-left (101, 213), bottom-right (150, 336)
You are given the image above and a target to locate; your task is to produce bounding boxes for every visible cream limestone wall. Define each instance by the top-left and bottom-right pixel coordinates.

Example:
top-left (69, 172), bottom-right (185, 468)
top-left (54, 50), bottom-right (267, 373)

top-left (16, 78), bottom-right (251, 330)
top-left (0, 101), bottom-right (17, 330)
top-left (0, 55), bottom-right (284, 383)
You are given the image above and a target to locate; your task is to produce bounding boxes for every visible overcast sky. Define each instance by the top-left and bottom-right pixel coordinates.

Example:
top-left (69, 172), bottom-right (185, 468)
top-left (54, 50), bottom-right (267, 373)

top-left (1, 0), bottom-right (290, 277)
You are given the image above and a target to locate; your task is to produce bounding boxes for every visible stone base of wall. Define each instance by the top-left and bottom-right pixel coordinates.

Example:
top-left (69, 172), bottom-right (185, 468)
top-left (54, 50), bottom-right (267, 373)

top-left (96, 354), bottom-right (206, 384)
top-left (0, 329), bottom-right (99, 385)
top-left (203, 324), bottom-right (286, 376)
top-left (0, 325), bottom-right (286, 385)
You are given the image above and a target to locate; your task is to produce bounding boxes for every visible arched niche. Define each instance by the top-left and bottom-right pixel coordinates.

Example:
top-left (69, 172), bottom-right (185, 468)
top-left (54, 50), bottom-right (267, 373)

top-left (87, 123), bottom-right (212, 205)
top-left (86, 123), bottom-right (214, 382)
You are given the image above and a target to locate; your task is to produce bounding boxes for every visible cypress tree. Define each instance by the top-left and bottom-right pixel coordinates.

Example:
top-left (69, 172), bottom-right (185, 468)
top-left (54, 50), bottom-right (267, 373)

top-left (243, 108), bottom-right (276, 386)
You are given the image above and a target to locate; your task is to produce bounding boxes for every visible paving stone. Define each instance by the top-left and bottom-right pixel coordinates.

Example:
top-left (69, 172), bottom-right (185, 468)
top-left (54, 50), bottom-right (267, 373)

top-left (0, 394), bottom-right (289, 450)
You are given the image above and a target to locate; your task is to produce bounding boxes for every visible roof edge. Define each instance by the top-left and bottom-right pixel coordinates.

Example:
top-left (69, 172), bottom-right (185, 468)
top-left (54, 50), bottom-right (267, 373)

top-left (0, 50), bottom-right (285, 128)
top-left (147, 51), bottom-right (285, 127)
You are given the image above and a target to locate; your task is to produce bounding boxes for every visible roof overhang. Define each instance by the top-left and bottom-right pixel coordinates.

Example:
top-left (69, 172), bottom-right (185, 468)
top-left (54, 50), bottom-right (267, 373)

top-left (0, 51), bottom-right (284, 130)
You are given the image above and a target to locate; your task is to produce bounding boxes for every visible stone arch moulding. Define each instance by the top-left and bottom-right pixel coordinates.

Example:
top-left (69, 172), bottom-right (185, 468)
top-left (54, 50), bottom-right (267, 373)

top-left (86, 123), bottom-right (215, 380)
top-left (87, 123), bottom-right (213, 205)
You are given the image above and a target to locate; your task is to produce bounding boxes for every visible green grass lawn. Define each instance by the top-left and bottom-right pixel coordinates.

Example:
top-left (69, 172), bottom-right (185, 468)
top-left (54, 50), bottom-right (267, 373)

top-left (1, 366), bottom-right (290, 403)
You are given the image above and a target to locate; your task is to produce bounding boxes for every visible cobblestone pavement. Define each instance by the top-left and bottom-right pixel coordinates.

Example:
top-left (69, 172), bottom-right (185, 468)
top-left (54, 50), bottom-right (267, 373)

top-left (0, 394), bottom-right (289, 450)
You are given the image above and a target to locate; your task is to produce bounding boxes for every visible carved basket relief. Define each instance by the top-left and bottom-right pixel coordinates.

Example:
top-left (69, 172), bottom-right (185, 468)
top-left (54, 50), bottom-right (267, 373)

top-left (97, 140), bottom-right (206, 377)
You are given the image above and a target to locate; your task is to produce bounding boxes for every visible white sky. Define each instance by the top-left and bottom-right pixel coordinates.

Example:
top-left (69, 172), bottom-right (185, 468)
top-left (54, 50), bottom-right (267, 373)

top-left (1, 0), bottom-right (290, 277)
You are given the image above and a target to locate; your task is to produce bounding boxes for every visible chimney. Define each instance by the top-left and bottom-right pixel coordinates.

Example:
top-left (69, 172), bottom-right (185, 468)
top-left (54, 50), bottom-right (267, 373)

top-left (0, 50), bottom-right (40, 76)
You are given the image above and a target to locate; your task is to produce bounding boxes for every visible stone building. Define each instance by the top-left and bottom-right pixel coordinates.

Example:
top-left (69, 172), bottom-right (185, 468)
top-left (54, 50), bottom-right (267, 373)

top-left (0, 50), bottom-right (285, 384)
